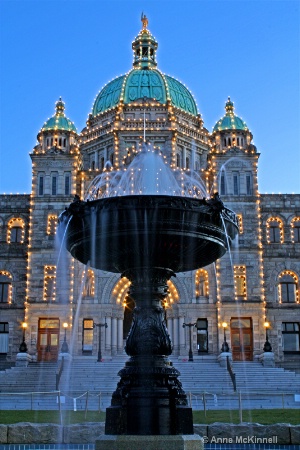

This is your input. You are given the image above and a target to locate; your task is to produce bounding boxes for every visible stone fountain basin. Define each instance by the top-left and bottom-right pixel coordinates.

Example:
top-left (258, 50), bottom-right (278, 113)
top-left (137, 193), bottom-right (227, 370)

top-left (62, 195), bottom-right (238, 273)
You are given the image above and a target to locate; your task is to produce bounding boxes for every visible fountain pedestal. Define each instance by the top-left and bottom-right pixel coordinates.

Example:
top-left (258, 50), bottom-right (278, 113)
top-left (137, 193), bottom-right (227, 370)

top-left (105, 268), bottom-right (194, 435)
top-left (95, 434), bottom-right (204, 449)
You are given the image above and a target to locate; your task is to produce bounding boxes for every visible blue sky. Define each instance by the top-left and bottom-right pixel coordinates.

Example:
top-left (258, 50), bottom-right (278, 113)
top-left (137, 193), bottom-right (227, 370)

top-left (0, 0), bottom-right (299, 194)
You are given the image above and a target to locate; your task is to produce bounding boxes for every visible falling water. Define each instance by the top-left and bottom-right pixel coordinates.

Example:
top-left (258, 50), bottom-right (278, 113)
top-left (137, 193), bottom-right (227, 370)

top-left (85, 142), bottom-right (208, 200)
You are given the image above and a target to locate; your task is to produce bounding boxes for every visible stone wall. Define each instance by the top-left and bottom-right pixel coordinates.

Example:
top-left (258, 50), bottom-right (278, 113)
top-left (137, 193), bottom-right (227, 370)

top-left (0, 422), bottom-right (299, 444)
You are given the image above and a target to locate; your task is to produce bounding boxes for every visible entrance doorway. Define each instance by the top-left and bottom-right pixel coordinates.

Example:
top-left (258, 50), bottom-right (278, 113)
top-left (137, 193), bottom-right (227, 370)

top-left (230, 318), bottom-right (253, 361)
top-left (38, 318), bottom-right (60, 361)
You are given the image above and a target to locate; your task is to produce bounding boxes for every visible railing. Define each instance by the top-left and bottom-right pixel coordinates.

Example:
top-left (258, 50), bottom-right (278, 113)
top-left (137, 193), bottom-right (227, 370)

top-left (56, 357), bottom-right (64, 390)
top-left (226, 355), bottom-right (236, 391)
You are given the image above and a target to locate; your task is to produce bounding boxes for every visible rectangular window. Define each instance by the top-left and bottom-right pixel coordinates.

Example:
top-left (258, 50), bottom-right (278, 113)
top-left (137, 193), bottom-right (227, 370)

top-left (65, 174), bottom-right (70, 196)
top-left (246, 172), bottom-right (252, 195)
top-left (39, 176), bottom-right (44, 196)
top-left (82, 319), bottom-right (94, 353)
top-left (233, 172), bottom-right (240, 195)
top-left (0, 322), bottom-right (9, 353)
top-left (234, 266), bottom-right (247, 299)
top-left (43, 266), bottom-right (56, 301)
top-left (282, 323), bottom-right (300, 351)
top-left (52, 176), bottom-right (57, 195)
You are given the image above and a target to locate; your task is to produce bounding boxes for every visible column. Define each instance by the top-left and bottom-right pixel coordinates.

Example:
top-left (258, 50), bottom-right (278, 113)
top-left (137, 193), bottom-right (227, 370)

top-left (183, 147), bottom-right (187, 169)
top-left (105, 316), bottom-right (112, 354)
top-left (117, 318), bottom-right (124, 354)
top-left (167, 317), bottom-right (173, 345)
top-left (179, 316), bottom-right (186, 355)
top-left (173, 317), bottom-right (179, 355)
top-left (111, 317), bottom-right (117, 356)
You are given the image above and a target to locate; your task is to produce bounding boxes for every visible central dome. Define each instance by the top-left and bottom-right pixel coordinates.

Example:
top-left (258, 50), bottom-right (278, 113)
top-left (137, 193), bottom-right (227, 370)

top-left (92, 17), bottom-right (198, 117)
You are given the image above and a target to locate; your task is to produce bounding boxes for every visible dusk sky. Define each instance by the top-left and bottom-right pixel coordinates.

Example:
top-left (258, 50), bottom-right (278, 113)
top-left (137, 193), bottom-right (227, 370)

top-left (0, 0), bottom-right (299, 194)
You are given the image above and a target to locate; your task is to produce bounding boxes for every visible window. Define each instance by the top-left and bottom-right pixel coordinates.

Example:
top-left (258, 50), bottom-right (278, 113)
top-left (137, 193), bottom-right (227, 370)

top-left (82, 269), bottom-right (95, 297)
top-left (65, 174), bottom-right (70, 196)
top-left (0, 272), bottom-right (12, 303)
top-left (7, 218), bottom-right (25, 243)
top-left (0, 322), bottom-right (9, 354)
top-left (109, 153), bottom-right (114, 166)
top-left (47, 215), bottom-right (58, 236)
top-left (237, 214), bottom-right (243, 234)
top-left (291, 218), bottom-right (300, 243)
top-left (267, 218), bottom-right (284, 243)
top-left (52, 175), bottom-right (57, 196)
top-left (186, 157), bottom-right (190, 170)
top-left (246, 172), bottom-right (253, 195)
top-left (234, 266), bottom-right (247, 299)
top-left (195, 269), bottom-right (209, 298)
top-left (176, 154), bottom-right (181, 168)
top-left (237, 137), bottom-right (240, 146)
top-left (38, 175), bottom-right (44, 196)
top-left (282, 323), bottom-right (300, 351)
top-left (91, 161), bottom-right (95, 170)
top-left (43, 266), bottom-right (56, 301)
top-left (278, 271), bottom-right (298, 303)
top-left (82, 319), bottom-right (94, 353)
top-left (223, 138), bottom-right (227, 147)
top-left (220, 173), bottom-right (226, 195)
top-left (197, 319), bottom-right (208, 353)
top-left (233, 172), bottom-right (240, 195)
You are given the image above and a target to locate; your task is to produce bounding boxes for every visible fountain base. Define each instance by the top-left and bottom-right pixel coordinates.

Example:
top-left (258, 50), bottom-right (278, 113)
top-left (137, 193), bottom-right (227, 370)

top-left (105, 355), bottom-right (194, 435)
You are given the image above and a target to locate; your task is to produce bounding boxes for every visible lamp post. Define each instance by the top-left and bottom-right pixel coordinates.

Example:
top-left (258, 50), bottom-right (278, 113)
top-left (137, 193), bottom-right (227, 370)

top-left (182, 321), bottom-right (196, 361)
top-left (94, 318), bottom-right (108, 362)
top-left (221, 322), bottom-right (229, 352)
top-left (263, 321), bottom-right (272, 352)
top-left (61, 322), bottom-right (69, 353)
top-left (19, 322), bottom-right (28, 353)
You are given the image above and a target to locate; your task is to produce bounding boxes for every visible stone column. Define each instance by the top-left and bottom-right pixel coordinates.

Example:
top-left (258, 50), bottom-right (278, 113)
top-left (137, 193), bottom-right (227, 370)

top-left (178, 316), bottom-right (186, 355)
top-left (167, 317), bottom-right (173, 344)
top-left (117, 318), bottom-right (124, 354)
top-left (105, 316), bottom-right (112, 354)
top-left (111, 317), bottom-right (117, 356)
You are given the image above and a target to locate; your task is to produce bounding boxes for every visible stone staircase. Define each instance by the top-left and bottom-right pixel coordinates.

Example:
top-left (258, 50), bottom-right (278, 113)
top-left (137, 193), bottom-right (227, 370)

top-left (0, 356), bottom-right (300, 410)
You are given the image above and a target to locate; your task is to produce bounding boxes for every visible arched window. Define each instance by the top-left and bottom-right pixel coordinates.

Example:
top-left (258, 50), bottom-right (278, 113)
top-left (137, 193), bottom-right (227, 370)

top-left (219, 173), bottom-right (226, 195)
top-left (47, 215), bottom-right (58, 236)
top-left (82, 269), bottom-right (95, 297)
top-left (278, 271), bottom-right (298, 303)
top-left (291, 217), bottom-right (300, 243)
top-left (267, 217), bottom-right (284, 243)
top-left (0, 271), bottom-right (12, 303)
top-left (195, 269), bottom-right (209, 298)
top-left (43, 266), bottom-right (56, 301)
top-left (7, 218), bottom-right (25, 243)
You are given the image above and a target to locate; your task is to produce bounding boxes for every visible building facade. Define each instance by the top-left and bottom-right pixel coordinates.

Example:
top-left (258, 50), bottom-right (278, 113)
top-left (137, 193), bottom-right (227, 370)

top-left (0, 18), bottom-right (299, 369)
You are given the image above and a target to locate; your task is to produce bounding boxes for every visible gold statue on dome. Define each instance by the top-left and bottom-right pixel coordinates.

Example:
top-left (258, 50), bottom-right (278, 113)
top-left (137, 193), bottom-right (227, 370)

top-left (141, 13), bottom-right (148, 29)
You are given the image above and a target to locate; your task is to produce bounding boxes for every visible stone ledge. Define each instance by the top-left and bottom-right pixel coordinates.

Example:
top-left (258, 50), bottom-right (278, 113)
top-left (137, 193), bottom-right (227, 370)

top-left (0, 422), bottom-right (298, 445)
top-left (95, 434), bottom-right (203, 450)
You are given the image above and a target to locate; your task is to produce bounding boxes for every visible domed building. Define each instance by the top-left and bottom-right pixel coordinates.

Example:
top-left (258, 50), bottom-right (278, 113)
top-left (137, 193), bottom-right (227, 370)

top-left (0, 16), bottom-right (299, 378)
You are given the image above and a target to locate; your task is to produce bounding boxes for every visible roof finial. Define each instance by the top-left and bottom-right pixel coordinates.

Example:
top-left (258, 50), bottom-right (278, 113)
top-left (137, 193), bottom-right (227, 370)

top-left (225, 97), bottom-right (234, 115)
top-left (141, 12), bottom-right (148, 29)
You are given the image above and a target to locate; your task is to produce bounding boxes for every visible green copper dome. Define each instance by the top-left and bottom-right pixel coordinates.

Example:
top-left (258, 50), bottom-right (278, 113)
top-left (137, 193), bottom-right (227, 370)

top-left (92, 17), bottom-right (198, 117)
top-left (213, 98), bottom-right (248, 133)
top-left (92, 69), bottom-right (198, 117)
top-left (41, 98), bottom-right (77, 133)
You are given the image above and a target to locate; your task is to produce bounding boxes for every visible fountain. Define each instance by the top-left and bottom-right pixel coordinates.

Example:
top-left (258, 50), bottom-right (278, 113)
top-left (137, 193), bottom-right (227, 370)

top-left (59, 143), bottom-right (238, 445)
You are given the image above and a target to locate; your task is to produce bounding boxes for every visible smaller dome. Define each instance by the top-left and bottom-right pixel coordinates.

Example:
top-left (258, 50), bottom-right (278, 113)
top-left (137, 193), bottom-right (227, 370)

top-left (213, 97), bottom-right (248, 133)
top-left (41, 98), bottom-right (77, 133)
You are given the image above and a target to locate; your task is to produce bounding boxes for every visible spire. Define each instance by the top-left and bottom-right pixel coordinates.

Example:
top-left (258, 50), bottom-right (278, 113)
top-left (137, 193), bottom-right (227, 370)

top-left (55, 97), bottom-right (65, 116)
top-left (132, 14), bottom-right (158, 69)
top-left (225, 97), bottom-right (234, 116)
